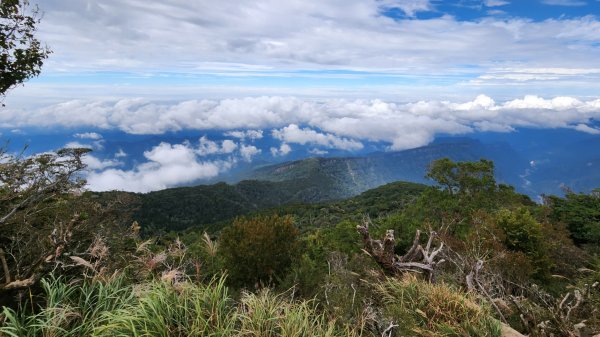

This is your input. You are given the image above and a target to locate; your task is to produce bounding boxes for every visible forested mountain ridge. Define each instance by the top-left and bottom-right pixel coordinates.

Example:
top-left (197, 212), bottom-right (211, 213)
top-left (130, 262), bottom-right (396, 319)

top-left (130, 179), bottom-right (427, 233)
top-left (245, 138), bottom-right (527, 195)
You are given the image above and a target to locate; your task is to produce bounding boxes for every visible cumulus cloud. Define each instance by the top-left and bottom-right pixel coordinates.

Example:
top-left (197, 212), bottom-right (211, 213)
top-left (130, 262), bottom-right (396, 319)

top-left (65, 139), bottom-right (105, 151)
top-left (86, 142), bottom-right (230, 192)
top-left (270, 143), bottom-right (292, 157)
top-left (272, 124), bottom-right (364, 151)
top-left (82, 154), bottom-right (122, 170)
top-left (221, 139), bottom-right (238, 153)
top-left (240, 144), bottom-right (261, 162)
top-left (224, 130), bottom-right (264, 141)
top-left (197, 136), bottom-right (239, 156)
top-left (85, 136), bottom-right (268, 192)
top-left (74, 132), bottom-right (103, 140)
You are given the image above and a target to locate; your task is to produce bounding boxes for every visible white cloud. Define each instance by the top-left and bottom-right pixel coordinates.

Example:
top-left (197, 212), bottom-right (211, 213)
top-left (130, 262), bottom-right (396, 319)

top-left (85, 135), bottom-right (268, 191)
top-left (573, 123), bottom-right (600, 134)
top-left (29, 1), bottom-right (600, 75)
top-left (378, 0), bottom-right (432, 16)
top-left (221, 139), bottom-right (238, 153)
top-left (64, 141), bottom-right (91, 149)
top-left (224, 130), bottom-right (264, 141)
top-left (115, 149), bottom-right (127, 158)
top-left (0, 1), bottom-right (596, 107)
top-left (541, 0), bottom-right (586, 6)
top-left (240, 144), bottom-right (261, 162)
top-left (83, 154), bottom-right (122, 170)
top-left (197, 136), bottom-right (220, 156)
top-left (86, 142), bottom-right (229, 192)
top-left (308, 148), bottom-right (328, 155)
top-left (484, 0), bottom-right (510, 6)
top-left (270, 143), bottom-right (292, 157)
top-left (272, 124), bottom-right (364, 151)
top-left (197, 136), bottom-right (239, 156)
top-left (74, 132), bottom-right (103, 140)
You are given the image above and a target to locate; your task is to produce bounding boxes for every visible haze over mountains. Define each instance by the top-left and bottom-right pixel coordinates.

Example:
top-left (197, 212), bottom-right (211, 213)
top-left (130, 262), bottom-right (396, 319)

top-left (3, 125), bottom-right (598, 198)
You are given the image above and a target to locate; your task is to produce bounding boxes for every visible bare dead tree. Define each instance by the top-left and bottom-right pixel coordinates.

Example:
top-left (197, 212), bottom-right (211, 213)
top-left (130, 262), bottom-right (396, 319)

top-left (356, 219), bottom-right (444, 282)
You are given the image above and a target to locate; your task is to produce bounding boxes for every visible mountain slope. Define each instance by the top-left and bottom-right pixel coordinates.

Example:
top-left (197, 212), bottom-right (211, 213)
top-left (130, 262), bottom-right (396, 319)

top-left (131, 179), bottom-right (427, 233)
top-left (246, 138), bottom-right (526, 197)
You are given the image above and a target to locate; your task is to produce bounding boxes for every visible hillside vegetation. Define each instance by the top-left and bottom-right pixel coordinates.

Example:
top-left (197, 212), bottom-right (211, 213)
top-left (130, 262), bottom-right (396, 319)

top-left (1, 154), bottom-right (599, 337)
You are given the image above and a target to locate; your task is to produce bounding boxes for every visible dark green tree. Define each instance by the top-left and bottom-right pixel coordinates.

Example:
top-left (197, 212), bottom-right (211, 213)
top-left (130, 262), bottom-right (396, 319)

top-left (1, 0), bottom-right (51, 99)
top-left (426, 158), bottom-right (496, 197)
top-left (219, 215), bottom-right (299, 287)
top-left (496, 208), bottom-right (550, 278)
top-left (548, 189), bottom-right (600, 246)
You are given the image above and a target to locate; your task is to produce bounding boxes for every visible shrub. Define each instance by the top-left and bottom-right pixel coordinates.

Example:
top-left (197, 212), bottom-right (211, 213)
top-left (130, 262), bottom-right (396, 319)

top-left (219, 215), bottom-right (299, 288)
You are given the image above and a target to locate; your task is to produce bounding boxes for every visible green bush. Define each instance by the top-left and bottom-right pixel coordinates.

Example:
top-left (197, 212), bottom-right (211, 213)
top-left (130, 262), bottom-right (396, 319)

top-left (219, 215), bottom-right (299, 288)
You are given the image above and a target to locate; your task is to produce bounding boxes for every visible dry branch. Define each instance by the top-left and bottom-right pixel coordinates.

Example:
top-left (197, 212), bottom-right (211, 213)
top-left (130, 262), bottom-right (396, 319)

top-left (357, 220), bottom-right (444, 282)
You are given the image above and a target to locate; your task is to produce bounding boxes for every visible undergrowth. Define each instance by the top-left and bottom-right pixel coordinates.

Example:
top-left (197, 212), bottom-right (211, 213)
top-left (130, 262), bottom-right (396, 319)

top-left (0, 274), bottom-right (503, 337)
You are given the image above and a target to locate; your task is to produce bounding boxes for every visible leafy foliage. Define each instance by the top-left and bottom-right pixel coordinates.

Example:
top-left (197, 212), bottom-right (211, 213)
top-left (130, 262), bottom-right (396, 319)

top-left (548, 190), bottom-right (600, 247)
top-left (219, 215), bottom-right (299, 287)
top-left (0, 0), bottom-right (51, 98)
top-left (496, 208), bottom-right (550, 278)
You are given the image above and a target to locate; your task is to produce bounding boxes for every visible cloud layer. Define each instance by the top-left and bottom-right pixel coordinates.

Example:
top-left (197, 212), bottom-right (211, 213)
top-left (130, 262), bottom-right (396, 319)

top-left (36, 0), bottom-right (600, 73)
top-left (4, 95), bottom-right (600, 151)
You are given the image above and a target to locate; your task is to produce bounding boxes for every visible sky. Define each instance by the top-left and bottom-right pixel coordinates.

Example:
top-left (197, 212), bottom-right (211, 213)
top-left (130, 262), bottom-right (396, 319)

top-left (2, 0), bottom-right (600, 192)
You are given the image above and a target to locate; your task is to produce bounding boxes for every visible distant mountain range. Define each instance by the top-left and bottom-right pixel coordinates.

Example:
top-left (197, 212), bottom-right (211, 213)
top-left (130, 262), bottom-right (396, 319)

top-left (108, 130), bottom-right (600, 233)
top-left (5, 127), bottom-right (599, 198)
top-left (242, 137), bottom-right (525, 195)
top-left (242, 132), bottom-right (600, 198)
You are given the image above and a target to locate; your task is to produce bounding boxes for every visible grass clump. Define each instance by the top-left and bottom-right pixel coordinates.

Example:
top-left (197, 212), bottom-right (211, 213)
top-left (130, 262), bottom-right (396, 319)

top-left (375, 275), bottom-right (502, 337)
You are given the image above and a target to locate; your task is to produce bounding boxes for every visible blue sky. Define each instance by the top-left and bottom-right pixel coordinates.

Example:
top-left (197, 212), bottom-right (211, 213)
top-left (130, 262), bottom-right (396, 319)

top-left (2, 0), bottom-right (600, 192)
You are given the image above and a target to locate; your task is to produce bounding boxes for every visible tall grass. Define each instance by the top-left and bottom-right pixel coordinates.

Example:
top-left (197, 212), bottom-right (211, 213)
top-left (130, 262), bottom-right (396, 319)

top-left (95, 277), bottom-right (237, 336)
top-left (1, 276), bottom-right (133, 337)
top-left (1, 274), bottom-right (502, 337)
top-left (237, 289), bottom-right (352, 337)
top-left (0, 276), bottom-right (356, 337)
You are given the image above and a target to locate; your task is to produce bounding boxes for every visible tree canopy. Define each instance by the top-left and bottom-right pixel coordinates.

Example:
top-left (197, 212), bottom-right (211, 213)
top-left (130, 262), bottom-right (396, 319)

top-left (1, 0), bottom-right (50, 98)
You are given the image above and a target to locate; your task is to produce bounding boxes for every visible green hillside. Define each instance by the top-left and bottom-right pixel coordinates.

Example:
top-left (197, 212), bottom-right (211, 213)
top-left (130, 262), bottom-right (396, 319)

top-left (132, 179), bottom-right (427, 233)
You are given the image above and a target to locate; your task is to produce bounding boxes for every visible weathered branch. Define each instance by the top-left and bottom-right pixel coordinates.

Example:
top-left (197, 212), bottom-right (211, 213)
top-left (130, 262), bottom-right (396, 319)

top-left (357, 220), bottom-right (444, 282)
top-left (0, 247), bottom-right (11, 284)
